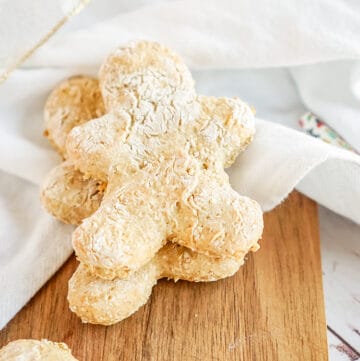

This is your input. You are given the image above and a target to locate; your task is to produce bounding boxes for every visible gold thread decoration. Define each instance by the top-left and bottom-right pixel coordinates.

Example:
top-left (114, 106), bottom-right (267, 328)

top-left (0, 0), bottom-right (91, 85)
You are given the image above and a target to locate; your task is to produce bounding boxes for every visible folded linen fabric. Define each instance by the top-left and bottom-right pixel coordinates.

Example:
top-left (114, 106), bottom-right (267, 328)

top-left (0, 0), bottom-right (359, 329)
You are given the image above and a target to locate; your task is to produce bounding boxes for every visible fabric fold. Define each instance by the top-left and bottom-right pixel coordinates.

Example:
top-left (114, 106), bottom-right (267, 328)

top-left (1, 0), bottom-right (360, 330)
top-left (229, 119), bottom-right (360, 224)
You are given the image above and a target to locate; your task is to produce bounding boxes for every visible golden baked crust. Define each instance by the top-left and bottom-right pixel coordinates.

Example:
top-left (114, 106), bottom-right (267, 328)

top-left (68, 243), bottom-right (244, 325)
top-left (44, 76), bottom-right (104, 158)
top-left (64, 41), bottom-right (262, 278)
top-left (42, 76), bottom-right (106, 225)
top-left (41, 41), bottom-right (263, 325)
top-left (0, 339), bottom-right (78, 361)
top-left (41, 161), bottom-right (105, 225)
top-left (70, 151), bottom-right (262, 280)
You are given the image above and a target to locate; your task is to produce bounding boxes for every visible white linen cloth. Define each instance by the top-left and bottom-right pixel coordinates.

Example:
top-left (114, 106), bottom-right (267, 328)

top-left (0, 0), bottom-right (360, 329)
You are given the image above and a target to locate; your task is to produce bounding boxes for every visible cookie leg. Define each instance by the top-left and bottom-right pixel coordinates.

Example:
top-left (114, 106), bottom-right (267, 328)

top-left (72, 181), bottom-right (167, 279)
top-left (68, 244), bottom-right (243, 325)
top-left (175, 173), bottom-right (263, 259)
top-left (68, 261), bottom-right (158, 325)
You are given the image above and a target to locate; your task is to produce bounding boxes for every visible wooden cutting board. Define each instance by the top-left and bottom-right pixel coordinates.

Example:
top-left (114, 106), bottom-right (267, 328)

top-left (0, 191), bottom-right (328, 360)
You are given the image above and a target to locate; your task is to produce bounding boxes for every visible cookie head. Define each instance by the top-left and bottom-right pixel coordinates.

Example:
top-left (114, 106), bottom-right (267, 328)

top-left (99, 41), bottom-right (195, 110)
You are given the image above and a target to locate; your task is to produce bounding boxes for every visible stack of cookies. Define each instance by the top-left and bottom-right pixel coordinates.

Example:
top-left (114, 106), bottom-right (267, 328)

top-left (40, 41), bottom-right (263, 326)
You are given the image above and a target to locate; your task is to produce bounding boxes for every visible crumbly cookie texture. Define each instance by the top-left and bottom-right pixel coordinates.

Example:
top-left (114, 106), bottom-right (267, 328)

top-left (0, 339), bottom-right (78, 361)
top-left (64, 41), bottom-right (263, 279)
top-left (41, 41), bottom-right (263, 325)
top-left (68, 243), bottom-right (244, 325)
top-left (42, 76), bottom-right (106, 225)
top-left (44, 76), bottom-right (104, 158)
top-left (42, 95), bottom-right (258, 325)
top-left (41, 160), bottom-right (105, 225)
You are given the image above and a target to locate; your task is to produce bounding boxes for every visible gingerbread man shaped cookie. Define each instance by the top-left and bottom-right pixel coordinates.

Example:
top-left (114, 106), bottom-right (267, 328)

top-left (64, 41), bottom-right (262, 279)
top-left (41, 41), bottom-right (263, 324)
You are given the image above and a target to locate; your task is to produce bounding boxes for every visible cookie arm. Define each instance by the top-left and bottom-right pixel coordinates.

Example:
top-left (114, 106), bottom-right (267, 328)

top-left (44, 76), bottom-right (104, 158)
top-left (196, 96), bottom-right (256, 168)
top-left (66, 112), bottom-right (130, 180)
top-left (40, 161), bottom-right (105, 225)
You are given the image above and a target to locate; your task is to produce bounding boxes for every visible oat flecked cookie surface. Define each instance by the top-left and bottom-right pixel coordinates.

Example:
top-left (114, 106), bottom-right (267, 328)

top-left (66, 41), bottom-right (263, 279)
top-left (0, 339), bottom-right (78, 361)
top-left (41, 40), bottom-right (263, 325)
top-left (42, 76), bottom-right (106, 225)
top-left (68, 243), bottom-right (244, 325)
top-left (41, 160), bottom-right (105, 225)
top-left (44, 76), bottom-right (104, 158)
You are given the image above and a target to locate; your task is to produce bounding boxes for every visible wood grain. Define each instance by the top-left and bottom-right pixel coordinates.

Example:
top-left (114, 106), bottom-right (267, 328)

top-left (0, 191), bottom-right (328, 360)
